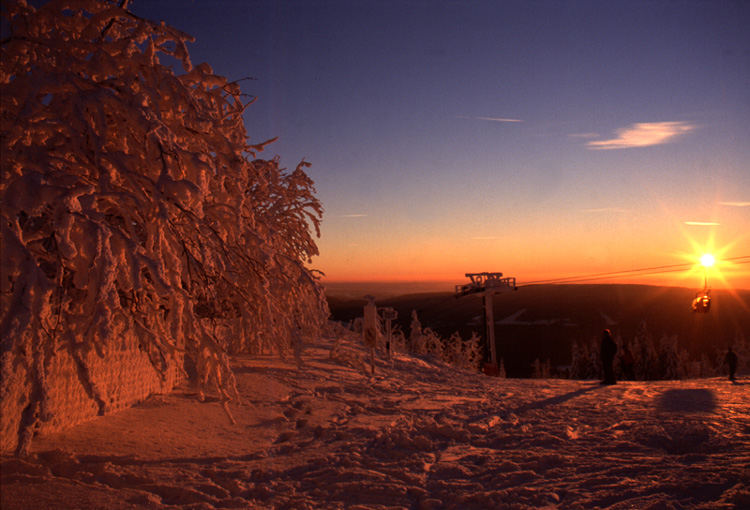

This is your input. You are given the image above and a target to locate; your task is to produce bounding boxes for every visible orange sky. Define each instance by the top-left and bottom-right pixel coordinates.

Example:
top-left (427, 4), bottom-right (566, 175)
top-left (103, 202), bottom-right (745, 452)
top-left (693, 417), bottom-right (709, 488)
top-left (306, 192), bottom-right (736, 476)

top-left (129, 2), bottom-right (750, 292)
top-left (314, 213), bottom-right (750, 290)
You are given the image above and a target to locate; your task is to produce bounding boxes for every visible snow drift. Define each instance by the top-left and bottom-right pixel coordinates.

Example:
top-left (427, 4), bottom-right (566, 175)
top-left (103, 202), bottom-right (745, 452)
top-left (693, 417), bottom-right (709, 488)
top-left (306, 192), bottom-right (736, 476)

top-left (1, 328), bottom-right (748, 509)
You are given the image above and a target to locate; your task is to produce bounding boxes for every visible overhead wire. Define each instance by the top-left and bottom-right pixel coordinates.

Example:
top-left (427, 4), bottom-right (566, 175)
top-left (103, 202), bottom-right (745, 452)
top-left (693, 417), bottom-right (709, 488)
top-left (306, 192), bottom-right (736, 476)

top-left (518, 255), bottom-right (750, 287)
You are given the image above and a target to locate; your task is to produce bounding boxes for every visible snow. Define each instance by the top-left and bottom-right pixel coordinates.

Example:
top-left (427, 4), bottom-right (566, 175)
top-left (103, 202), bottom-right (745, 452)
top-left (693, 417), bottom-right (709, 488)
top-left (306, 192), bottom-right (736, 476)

top-left (1, 0), bottom-right (328, 455)
top-left (2, 331), bottom-right (748, 510)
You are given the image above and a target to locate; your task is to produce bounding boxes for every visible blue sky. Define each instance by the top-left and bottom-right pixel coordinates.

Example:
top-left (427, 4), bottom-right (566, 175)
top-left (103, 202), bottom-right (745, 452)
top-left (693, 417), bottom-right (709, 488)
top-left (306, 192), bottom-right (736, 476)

top-left (132, 0), bottom-right (750, 287)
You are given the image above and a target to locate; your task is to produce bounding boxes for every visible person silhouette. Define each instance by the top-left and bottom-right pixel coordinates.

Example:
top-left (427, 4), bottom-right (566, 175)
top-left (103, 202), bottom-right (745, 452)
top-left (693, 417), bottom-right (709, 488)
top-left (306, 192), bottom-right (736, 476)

top-left (725, 346), bottom-right (738, 382)
top-left (600, 329), bottom-right (617, 385)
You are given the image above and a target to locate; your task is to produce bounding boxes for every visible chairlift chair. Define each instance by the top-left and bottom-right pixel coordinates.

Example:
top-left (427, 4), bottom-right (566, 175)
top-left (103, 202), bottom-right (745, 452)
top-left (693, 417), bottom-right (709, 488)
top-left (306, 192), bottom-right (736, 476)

top-left (691, 289), bottom-right (711, 313)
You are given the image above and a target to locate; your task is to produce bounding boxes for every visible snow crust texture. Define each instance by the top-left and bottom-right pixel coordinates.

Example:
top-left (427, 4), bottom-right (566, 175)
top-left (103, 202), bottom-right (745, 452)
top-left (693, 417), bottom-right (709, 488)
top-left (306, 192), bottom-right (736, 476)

top-left (2, 333), bottom-right (748, 509)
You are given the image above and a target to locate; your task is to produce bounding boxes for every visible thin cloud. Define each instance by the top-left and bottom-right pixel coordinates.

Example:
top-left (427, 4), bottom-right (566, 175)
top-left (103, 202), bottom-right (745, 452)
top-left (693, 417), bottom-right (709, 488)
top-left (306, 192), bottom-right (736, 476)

top-left (457, 115), bottom-right (523, 123)
top-left (475, 116), bottom-right (523, 123)
top-left (471, 236), bottom-right (500, 240)
top-left (719, 201), bottom-right (750, 207)
top-left (581, 207), bottom-right (629, 214)
top-left (587, 121), bottom-right (696, 150)
top-left (684, 221), bottom-right (720, 226)
top-left (569, 132), bottom-right (599, 139)
top-left (340, 214), bottom-right (367, 218)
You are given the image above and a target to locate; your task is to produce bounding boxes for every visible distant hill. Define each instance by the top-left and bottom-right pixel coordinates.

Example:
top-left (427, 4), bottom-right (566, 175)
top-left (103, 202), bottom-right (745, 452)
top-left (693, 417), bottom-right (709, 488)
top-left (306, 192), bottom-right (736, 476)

top-left (327, 284), bottom-right (750, 377)
top-left (323, 281), bottom-right (454, 300)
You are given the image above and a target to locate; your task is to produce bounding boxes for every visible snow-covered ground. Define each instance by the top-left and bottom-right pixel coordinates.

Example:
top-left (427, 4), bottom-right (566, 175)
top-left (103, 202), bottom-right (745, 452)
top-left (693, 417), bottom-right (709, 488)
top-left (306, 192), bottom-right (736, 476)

top-left (2, 332), bottom-right (748, 510)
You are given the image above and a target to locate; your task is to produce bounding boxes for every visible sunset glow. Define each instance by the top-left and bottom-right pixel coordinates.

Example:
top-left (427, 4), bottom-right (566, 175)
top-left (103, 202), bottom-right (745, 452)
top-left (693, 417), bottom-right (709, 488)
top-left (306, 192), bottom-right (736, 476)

top-left (131, 1), bottom-right (750, 290)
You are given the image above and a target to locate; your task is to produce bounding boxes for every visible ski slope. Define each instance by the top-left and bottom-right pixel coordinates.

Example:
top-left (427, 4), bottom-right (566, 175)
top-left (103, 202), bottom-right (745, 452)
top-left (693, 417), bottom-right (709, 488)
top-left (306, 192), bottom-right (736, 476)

top-left (2, 331), bottom-right (748, 509)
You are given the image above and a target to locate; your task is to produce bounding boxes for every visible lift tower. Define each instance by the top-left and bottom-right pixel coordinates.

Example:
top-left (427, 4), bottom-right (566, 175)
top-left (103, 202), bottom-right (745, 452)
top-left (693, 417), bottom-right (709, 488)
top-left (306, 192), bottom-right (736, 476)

top-left (455, 272), bottom-right (517, 368)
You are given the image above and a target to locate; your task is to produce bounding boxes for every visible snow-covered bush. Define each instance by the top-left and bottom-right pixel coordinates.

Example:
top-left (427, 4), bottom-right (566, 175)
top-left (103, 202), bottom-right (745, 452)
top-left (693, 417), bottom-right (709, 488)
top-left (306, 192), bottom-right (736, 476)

top-left (568, 321), bottom-right (743, 381)
top-left (408, 309), bottom-right (423, 353)
top-left (442, 331), bottom-right (482, 371)
top-left (463, 331), bottom-right (483, 370)
top-left (421, 328), bottom-right (444, 360)
top-left (1, 0), bottom-right (326, 452)
top-left (570, 339), bottom-right (599, 380)
top-left (389, 325), bottom-right (408, 354)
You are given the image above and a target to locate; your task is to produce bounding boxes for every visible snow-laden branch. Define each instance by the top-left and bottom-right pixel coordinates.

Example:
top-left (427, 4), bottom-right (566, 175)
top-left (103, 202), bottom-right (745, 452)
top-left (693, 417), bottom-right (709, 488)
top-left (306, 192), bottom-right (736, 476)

top-left (1, 0), bottom-right (327, 455)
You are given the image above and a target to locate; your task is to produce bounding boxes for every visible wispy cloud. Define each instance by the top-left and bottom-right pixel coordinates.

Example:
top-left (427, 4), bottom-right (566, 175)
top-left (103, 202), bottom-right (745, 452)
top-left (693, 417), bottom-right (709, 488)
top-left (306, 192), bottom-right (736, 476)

top-left (684, 221), bottom-right (720, 226)
top-left (340, 214), bottom-right (367, 218)
top-left (569, 132), bottom-right (599, 139)
top-left (719, 201), bottom-right (750, 207)
top-left (581, 207), bottom-right (629, 214)
top-left (587, 121), bottom-right (696, 150)
top-left (457, 115), bottom-right (523, 123)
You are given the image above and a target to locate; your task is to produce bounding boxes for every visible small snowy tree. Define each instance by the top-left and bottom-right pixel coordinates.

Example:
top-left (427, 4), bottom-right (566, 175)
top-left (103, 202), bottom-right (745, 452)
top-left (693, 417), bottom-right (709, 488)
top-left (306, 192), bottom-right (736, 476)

top-left (408, 309), bottom-right (423, 353)
top-left (388, 324), bottom-right (407, 354)
top-left (497, 357), bottom-right (506, 378)
top-left (1, 0), bottom-right (326, 453)
top-left (736, 330), bottom-right (750, 375)
top-left (446, 331), bottom-right (462, 365)
top-left (464, 331), bottom-right (483, 371)
top-left (570, 338), bottom-right (597, 379)
top-left (632, 322), bottom-right (658, 380)
top-left (532, 358), bottom-right (542, 379)
top-left (421, 328), bottom-right (444, 360)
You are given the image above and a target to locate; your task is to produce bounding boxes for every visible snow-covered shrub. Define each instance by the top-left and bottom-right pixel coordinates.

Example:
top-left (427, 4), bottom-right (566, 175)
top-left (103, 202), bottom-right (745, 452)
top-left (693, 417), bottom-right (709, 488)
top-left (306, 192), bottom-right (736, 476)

top-left (421, 328), bottom-right (444, 360)
top-left (570, 322), bottom-right (703, 381)
top-left (730, 330), bottom-right (750, 376)
top-left (631, 322), bottom-right (659, 380)
top-left (532, 358), bottom-right (542, 379)
top-left (388, 324), bottom-right (408, 354)
top-left (463, 331), bottom-right (483, 370)
top-left (657, 335), bottom-right (688, 380)
top-left (408, 309), bottom-right (423, 353)
top-left (497, 357), bottom-right (507, 378)
top-left (1, 0), bottom-right (326, 453)
top-left (446, 330), bottom-right (482, 371)
top-left (444, 331), bottom-right (462, 365)
top-left (570, 339), bottom-right (598, 379)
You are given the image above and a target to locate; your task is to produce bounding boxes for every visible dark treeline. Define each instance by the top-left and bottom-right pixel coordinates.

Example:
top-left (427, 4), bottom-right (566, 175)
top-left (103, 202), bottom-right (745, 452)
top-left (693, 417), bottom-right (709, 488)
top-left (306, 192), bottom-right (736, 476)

top-left (327, 284), bottom-right (750, 378)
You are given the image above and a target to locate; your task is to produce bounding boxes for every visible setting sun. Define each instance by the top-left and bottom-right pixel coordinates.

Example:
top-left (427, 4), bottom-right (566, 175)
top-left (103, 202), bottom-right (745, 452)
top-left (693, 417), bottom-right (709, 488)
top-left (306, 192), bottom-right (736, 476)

top-left (700, 254), bottom-right (715, 268)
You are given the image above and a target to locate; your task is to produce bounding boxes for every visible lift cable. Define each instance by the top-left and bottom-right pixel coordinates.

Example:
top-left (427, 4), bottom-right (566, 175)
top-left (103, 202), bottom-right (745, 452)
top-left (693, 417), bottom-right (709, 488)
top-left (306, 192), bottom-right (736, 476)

top-left (518, 255), bottom-right (750, 287)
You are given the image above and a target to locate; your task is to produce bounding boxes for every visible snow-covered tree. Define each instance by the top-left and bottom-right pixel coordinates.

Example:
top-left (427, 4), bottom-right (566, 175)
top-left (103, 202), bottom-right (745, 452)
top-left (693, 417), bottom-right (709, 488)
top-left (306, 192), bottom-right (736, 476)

top-left (422, 328), bottom-right (444, 360)
top-left (657, 334), bottom-right (687, 380)
top-left (570, 338), bottom-right (598, 380)
top-left (445, 331), bottom-right (462, 365)
top-left (731, 330), bottom-right (749, 376)
top-left (1, 0), bottom-right (326, 453)
top-left (532, 358), bottom-right (542, 379)
top-left (408, 310), bottom-right (424, 354)
top-left (497, 357), bottom-right (506, 378)
top-left (631, 322), bottom-right (658, 380)
top-left (464, 331), bottom-right (483, 371)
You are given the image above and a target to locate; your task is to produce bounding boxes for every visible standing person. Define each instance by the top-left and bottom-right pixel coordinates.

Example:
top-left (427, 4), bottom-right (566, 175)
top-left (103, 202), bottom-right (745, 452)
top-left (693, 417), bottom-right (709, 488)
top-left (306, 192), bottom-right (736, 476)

top-left (600, 329), bottom-right (617, 385)
top-left (363, 295), bottom-right (378, 376)
top-left (725, 346), bottom-right (738, 382)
